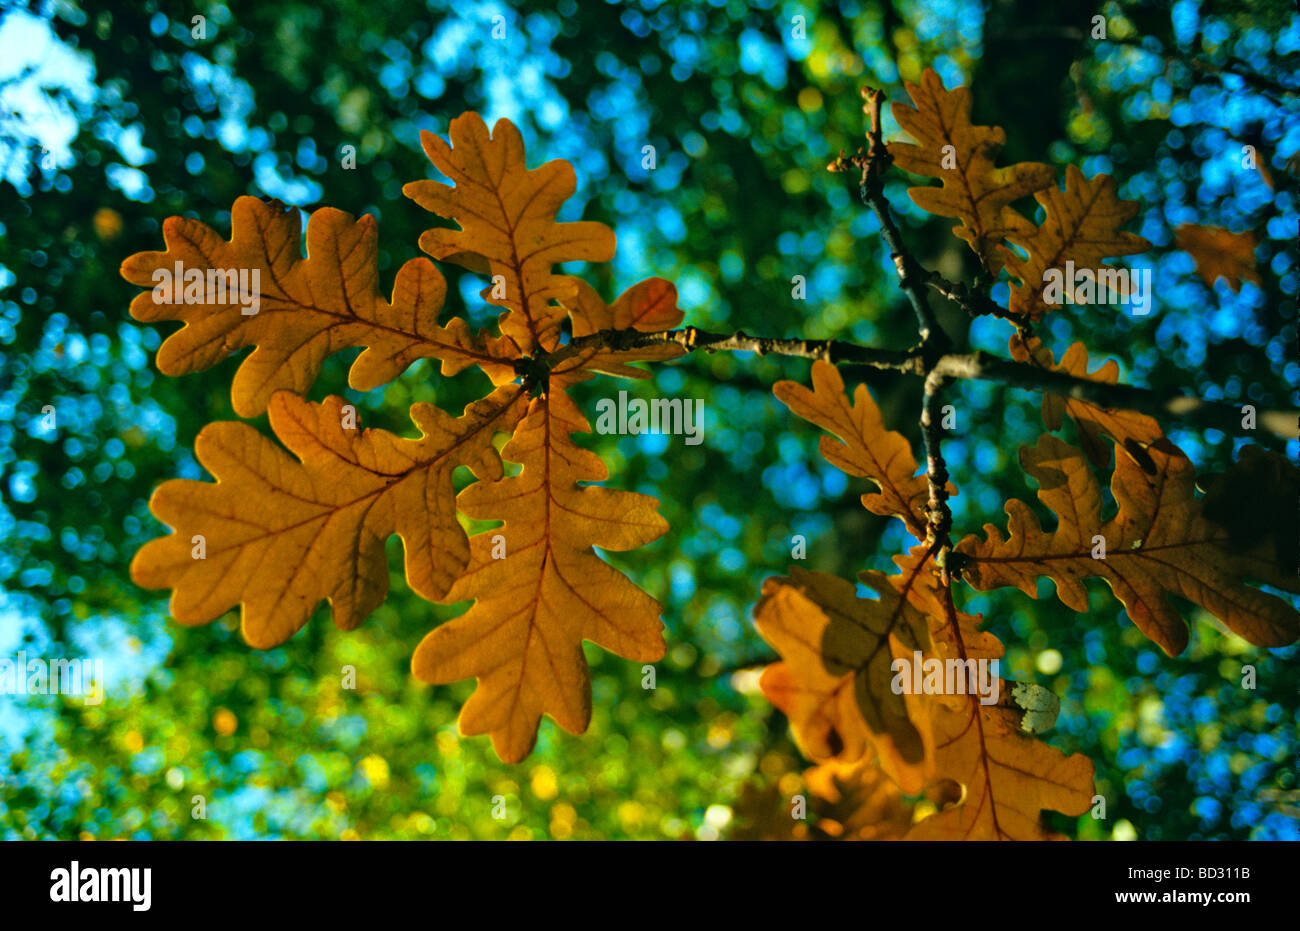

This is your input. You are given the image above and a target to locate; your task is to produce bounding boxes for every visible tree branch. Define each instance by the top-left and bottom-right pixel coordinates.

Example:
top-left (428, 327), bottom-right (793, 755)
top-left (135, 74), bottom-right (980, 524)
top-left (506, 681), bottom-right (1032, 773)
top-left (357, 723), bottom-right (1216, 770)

top-left (548, 325), bottom-right (919, 373)
top-left (831, 87), bottom-right (952, 354)
top-left (538, 81), bottom-right (1296, 472)
top-left (930, 351), bottom-right (1297, 439)
top-left (919, 369), bottom-right (952, 550)
top-left (539, 327), bottom-right (1297, 442)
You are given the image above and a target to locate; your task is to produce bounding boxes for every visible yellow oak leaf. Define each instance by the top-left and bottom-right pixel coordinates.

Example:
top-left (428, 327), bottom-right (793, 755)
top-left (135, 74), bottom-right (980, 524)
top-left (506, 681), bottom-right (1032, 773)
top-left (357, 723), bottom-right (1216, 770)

top-left (130, 387), bottom-right (524, 648)
top-left (120, 196), bottom-right (512, 417)
top-left (774, 360), bottom-right (937, 539)
top-left (404, 113), bottom-right (616, 354)
top-left (556, 276), bottom-right (687, 379)
top-left (752, 565), bottom-right (934, 794)
top-left (754, 551), bottom-right (1090, 839)
top-left (905, 693), bottom-right (1095, 840)
top-left (411, 379), bottom-right (669, 763)
top-left (1175, 223), bottom-right (1261, 292)
top-left (1009, 333), bottom-right (1164, 468)
top-left (129, 113), bottom-right (683, 764)
top-left (888, 67), bottom-right (1055, 273)
top-left (1001, 164), bottom-right (1150, 320)
top-left (893, 583), bottom-right (1094, 840)
top-left (568, 276), bottom-right (684, 334)
top-left (957, 434), bottom-right (1300, 655)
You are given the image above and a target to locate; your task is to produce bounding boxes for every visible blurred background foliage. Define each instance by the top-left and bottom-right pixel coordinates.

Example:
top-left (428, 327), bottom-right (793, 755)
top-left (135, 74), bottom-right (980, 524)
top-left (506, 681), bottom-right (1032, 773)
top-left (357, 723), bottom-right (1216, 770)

top-left (0, 0), bottom-right (1296, 840)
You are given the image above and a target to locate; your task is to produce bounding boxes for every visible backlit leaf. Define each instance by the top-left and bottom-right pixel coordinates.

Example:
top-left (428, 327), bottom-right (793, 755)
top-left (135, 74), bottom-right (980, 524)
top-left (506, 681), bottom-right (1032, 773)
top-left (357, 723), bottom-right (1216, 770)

top-left (753, 566), bottom-right (933, 793)
top-left (404, 113), bottom-right (616, 354)
top-left (1175, 223), bottom-right (1261, 292)
top-left (1000, 165), bottom-right (1150, 321)
top-left (131, 387), bottom-right (523, 648)
top-left (888, 67), bottom-right (1054, 273)
top-left (121, 196), bottom-right (512, 418)
top-left (412, 379), bottom-right (668, 762)
top-left (1009, 333), bottom-right (1163, 468)
top-left (958, 435), bottom-right (1300, 655)
top-left (129, 114), bottom-right (678, 762)
top-left (774, 360), bottom-right (934, 538)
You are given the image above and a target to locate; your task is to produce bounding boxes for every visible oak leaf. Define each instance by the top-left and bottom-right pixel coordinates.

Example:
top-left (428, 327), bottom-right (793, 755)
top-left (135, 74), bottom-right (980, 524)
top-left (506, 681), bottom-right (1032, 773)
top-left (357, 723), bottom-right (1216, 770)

top-left (555, 277), bottom-right (687, 378)
top-left (404, 113), bottom-right (616, 354)
top-left (753, 566), bottom-right (933, 793)
top-left (803, 758), bottom-right (916, 840)
top-left (898, 584), bottom-right (1095, 840)
top-left (755, 549), bottom-right (1093, 838)
top-left (120, 196), bottom-right (512, 418)
top-left (730, 756), bottom-right (914, 841)
top-left (889, 545), bottom-right (1001, 668)
top-left (130, 388), bottom-right (523, 648)
top-left (127, 113), bottom-right (681, 762)
top-left (1001, 164), bottom-right (1150, 321)
top-left (957, 434), bottom-right (1300, 655)
top-left (774, 360), bottom-right (936, 538)
top-left (412, 381), bottom-right (668, 762)
top-left (905, 692), bottom-right (1095, 840)
top-left (397, 117), bottom-right (680, 760)
top-left (1175, 223), bottom-right (1261, 292)
top-left (1009, 333), bottom-right (1164, 468)
top-left (888, 68), bottom-right (1055, 273)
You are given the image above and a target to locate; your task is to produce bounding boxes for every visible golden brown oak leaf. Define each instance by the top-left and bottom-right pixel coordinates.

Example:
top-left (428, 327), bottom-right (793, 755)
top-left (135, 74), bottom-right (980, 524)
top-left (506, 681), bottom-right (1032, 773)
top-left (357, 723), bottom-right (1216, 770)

top-left (896, 585), bottom-right (1094, 841)
top-left (555, 277), bottom-right (687, 379)
top-left (1009, 333), bottom-right (1163, 468)
top-left (888, 67), bottom-right (1054, 273)
top-left (130, 387), bottom-right (524, 649)
top-left (957, 434), bottom-right (1300, 655)
top-left (129, 118), bottom-right (682, 765)
top-left (404, 113), bottom-right (616, 355)
top-left (774, 361), bottom-right (936, 539)
top-left (120, 196), bottom-right (513, 418)
top-left (753, 565), bottom-right (934, 794)
top-left (906, 693), bottom-right (1095, 840)
top-left (1000, 164), bottom-right (1150, 321)
top-left (1175, 224), bottom-right (1261, 292)
top-left (411, 378), bottom-right (668, 763)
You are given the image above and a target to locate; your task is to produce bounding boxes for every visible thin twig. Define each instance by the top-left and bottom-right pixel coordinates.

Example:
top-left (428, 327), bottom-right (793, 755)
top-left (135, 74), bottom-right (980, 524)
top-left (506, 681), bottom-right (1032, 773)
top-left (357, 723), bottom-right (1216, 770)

top-left (538, 329), bottom-right (1296, 442)
top-left (548, 326), bottom-right (919, 373)
top-left (841, 87), bottom-right (951, 354)
top-left (923, 270), bottom-right (1003, 320)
